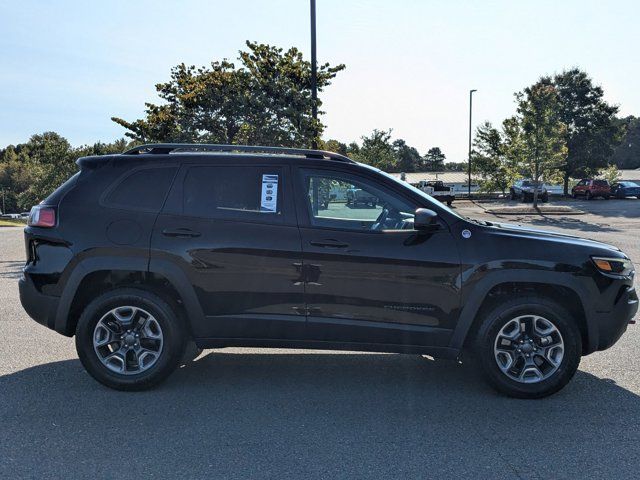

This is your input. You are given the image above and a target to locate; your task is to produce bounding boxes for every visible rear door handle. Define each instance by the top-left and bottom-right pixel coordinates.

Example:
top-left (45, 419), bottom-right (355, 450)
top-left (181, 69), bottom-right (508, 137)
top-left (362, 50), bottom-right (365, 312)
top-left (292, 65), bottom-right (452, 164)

top-left (309, 239), bottom-right (349, 249)
top-left (162, 228), bottom-right (201, 238)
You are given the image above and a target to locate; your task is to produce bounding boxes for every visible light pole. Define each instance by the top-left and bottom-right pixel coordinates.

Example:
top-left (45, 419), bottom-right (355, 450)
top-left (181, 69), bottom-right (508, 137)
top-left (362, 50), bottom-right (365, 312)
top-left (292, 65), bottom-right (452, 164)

top-left (310, 0), bottom-right (318, 149)
top-left (467, 89), bottom-right (477, 199)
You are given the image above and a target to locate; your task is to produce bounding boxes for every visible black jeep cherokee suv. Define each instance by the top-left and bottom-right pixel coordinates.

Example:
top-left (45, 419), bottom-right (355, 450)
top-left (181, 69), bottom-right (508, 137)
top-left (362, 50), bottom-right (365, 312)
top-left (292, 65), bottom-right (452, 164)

top-left (19, 144), bottom-right (638, 398)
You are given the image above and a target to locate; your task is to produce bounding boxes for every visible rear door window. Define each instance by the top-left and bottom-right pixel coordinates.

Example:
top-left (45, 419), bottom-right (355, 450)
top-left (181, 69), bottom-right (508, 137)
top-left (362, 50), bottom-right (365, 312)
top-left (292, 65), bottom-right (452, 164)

top-left (180, 165), bottom-right (287, 224)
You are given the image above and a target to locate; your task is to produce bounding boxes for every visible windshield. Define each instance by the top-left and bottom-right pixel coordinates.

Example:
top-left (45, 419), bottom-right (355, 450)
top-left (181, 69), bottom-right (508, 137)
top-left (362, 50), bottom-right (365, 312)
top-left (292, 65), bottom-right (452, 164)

top-left (360, 164), bottom-right (465, 220)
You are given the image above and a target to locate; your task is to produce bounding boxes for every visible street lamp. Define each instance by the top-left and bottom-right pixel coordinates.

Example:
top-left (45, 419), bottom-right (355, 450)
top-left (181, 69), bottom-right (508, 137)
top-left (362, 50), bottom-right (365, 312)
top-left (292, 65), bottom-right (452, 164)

top-left (468, 89), bottom-right (477, 199)
top-left (310, 0), bottom-right (318, 149)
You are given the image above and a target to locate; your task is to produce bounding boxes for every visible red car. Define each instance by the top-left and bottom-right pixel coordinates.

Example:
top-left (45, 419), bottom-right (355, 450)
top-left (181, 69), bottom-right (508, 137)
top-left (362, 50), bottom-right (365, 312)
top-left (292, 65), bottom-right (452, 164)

top-left (571, 179), bottom-right (611, 200)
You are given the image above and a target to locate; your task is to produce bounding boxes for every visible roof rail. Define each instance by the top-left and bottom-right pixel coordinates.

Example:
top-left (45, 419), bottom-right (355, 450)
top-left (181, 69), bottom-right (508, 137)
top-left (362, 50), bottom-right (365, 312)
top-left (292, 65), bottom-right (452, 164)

top-left (122, 143), bottom-right (354, 163)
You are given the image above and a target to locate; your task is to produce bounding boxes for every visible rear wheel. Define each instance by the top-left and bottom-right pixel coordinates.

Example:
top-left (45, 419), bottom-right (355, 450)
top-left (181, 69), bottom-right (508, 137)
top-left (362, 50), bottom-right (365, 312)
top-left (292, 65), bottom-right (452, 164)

top-left (509, 189), bottom-right (516, 200)
top-left (474, 296), bottom-right (581, 398)
top-left (586, 191), bottom-right (593, 200)
top-left (75, 288), bottom-right (188, 390)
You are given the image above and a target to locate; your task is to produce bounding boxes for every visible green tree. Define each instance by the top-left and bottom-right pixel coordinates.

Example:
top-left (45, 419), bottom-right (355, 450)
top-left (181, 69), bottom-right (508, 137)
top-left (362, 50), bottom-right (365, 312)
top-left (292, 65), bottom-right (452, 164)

top-left (471, 121), bottom-right (519, 195)
top-left (112, 41), bottom-right (345, 148)
top-left (516, 81), bottom-right (567, 207)
top-left (444, 161), bottom-right (466, 172)
top-left (599, 164), bottom-right (621, 185)
top-left (552, 69), bottom-right (623, 194)
top-left (350, 129), bottom-right (398, 172)
top-left (392, 139), bottom-right (422, 172)
top-left (321, 139), bottom-right (348, 156)
top-left (611, 116), bottom-right (640, 169)
top-left (424, 147), bottom-right (446, 171)
top-left (15, 133), bottom-right (77, 210)
top-left (0, 134), bottom-right (133, 212)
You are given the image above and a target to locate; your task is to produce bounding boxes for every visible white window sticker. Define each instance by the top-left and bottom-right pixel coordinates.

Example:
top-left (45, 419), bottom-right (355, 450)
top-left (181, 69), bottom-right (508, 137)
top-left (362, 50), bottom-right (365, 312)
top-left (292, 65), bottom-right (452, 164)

top-left (260, 174), bottom-right (279, 212)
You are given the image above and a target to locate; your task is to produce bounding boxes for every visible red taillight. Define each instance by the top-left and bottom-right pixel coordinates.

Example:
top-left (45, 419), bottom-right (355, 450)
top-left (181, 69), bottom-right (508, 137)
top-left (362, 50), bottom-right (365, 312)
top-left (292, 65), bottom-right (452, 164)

top-left (28, 206), bottom-right (56, 228)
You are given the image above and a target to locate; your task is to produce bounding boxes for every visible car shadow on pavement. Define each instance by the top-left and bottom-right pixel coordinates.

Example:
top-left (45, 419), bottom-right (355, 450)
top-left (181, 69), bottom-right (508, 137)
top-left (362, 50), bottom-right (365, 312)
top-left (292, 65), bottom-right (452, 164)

top-left (1, 352), bottom-right (639, 479)
top-left (0, 260), bottom-right (24, 279)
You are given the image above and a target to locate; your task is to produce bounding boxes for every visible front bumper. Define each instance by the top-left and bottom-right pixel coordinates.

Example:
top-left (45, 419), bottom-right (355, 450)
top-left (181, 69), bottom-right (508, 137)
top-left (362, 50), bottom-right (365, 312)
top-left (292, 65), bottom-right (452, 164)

top-left (592, 286), bottom-right (638, 351)
top-left (19, 274), bottom-right (60, 331)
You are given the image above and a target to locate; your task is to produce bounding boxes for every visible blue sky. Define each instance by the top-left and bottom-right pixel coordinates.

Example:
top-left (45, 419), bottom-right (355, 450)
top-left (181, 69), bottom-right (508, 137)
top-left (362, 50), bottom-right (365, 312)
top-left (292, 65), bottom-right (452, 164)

top-left (1, 0), bottom-right (638, 161)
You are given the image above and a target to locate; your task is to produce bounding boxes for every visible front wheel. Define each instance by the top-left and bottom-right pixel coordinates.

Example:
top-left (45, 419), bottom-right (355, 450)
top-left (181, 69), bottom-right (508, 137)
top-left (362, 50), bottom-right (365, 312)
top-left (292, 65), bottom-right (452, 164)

top-left (586, 191), bottom-right (593, 200)
top-left (75, 288), bottom-right (188, 390)
top-left (474, 297), bottom-right (581, 398)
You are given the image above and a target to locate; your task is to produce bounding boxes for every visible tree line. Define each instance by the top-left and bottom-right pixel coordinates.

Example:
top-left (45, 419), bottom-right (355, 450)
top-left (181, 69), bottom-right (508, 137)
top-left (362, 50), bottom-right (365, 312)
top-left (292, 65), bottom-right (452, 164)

top-left (471, 68), bottom-right (637, 204)
top-left (1, 42), bottom-right (638, 212)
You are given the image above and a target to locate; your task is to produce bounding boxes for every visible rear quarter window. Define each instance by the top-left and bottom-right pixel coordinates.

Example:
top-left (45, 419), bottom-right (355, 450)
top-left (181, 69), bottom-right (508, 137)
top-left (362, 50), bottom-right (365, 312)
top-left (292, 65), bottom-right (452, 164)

top-left (103, 166), bottom-right (177, 212)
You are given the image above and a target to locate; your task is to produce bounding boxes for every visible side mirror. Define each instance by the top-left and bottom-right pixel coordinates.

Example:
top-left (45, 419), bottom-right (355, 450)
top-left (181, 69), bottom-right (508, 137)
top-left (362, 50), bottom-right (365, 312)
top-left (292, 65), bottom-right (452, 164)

top-left (414, 208), bottom-right (439, 232)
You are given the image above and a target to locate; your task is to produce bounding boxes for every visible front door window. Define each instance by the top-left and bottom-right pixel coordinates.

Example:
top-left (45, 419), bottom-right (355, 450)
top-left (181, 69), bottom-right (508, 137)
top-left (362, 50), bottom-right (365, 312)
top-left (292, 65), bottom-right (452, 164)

top-left (303, 171), bottom-right (416, 231)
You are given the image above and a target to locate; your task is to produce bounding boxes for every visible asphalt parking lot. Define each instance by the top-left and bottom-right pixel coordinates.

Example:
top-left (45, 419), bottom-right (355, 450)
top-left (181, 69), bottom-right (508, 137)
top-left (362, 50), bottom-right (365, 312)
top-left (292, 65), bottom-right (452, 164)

top-left (1, 198), bottom-right (639, 479)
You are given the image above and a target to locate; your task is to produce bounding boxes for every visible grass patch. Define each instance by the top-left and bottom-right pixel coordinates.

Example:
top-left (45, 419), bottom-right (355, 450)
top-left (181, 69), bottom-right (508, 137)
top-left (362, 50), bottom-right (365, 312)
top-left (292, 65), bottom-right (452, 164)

top-left (0, 218), bottom-right (27, 227)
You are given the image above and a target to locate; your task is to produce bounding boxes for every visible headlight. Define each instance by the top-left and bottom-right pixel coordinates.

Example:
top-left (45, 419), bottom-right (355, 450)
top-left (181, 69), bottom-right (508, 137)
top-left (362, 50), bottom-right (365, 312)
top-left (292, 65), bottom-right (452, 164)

top-left (592, 256), bottom-right (635, 276)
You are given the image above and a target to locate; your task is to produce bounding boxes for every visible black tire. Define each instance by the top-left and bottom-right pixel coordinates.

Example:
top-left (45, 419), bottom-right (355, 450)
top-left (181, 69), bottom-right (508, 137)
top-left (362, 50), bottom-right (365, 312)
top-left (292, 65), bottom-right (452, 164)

top-left (75, 288), bottom-right (188, 391)
top-left (474, 296), bottom-right (582, 399)
top-left (603, 195), bottom-right (610, 200)
top-left (586, 191), bottom-right (592, 200)
top-left (509, 189), bottom-right (516, 201)
top-left (541, 193), bottom-right (549, 203)
top-left (571, 191), bottom-right (577, 199)
top-left (447, 200), bottom-right (452, 206)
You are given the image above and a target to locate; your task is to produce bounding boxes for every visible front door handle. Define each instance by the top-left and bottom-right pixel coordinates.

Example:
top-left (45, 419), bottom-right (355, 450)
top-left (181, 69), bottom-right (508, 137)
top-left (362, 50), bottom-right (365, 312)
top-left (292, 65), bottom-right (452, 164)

top-left (309, 239), bottom-right (349, 249)
top-left (162, 228), bottom-right (201, 238)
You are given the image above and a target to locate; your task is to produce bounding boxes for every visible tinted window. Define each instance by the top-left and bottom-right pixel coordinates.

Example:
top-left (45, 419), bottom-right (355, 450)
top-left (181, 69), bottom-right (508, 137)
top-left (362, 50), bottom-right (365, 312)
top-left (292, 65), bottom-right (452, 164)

top-left (183, 166), bottom-right (284, 221)
top-left (593, 180), bottom-right (608, 186)
top-left (105, 166), bottom-right (177, 211)
top-left (302, 170), bottom-right (415, 231)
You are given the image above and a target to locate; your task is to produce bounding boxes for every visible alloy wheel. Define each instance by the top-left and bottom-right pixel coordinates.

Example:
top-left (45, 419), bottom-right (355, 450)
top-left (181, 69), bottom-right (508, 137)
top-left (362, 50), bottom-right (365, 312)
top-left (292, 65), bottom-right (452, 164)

top-left (93, 306), bottom-right (164, 375)
top-left (493, 315), bottom-right (564, 384)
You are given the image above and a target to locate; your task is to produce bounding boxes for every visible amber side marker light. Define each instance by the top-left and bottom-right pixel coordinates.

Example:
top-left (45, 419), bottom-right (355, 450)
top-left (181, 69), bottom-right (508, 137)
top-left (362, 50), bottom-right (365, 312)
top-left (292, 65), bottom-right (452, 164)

top-left (592, 257), bottom-right (634, 276)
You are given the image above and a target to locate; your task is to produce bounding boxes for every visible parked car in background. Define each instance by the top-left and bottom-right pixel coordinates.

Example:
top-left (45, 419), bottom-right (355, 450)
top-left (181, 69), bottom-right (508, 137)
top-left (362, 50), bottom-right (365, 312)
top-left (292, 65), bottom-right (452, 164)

top-left (417, 180), bottom-right (455, 206)
top-left (571, 179), bottom-right (611, 200)
top-left (346, 187), bottom-right (377, 207)
top-left (611, 181), bottom-right (640, 199)
top-left (509, 180), bottom-right (549, 202)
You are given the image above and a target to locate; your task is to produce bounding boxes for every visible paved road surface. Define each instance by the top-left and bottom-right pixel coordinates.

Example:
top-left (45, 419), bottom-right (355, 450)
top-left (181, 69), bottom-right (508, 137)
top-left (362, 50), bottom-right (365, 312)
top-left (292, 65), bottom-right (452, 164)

top-left (1, 199), bottom-right (639, 479)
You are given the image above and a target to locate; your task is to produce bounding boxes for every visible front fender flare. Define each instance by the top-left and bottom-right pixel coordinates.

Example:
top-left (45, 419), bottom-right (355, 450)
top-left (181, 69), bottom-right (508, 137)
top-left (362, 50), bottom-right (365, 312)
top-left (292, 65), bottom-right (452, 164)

top-left (449, 269), bottom-right (597, 353)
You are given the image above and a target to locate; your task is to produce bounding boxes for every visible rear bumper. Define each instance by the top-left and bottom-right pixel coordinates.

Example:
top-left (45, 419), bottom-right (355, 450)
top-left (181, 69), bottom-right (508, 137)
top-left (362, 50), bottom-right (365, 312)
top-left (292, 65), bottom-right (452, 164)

top-left (19, 274), bottom-right (60, 331)
top-left (592, 286), bottom-right (638, 352)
